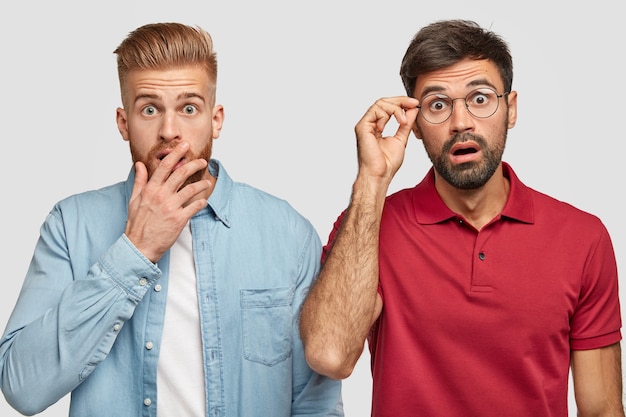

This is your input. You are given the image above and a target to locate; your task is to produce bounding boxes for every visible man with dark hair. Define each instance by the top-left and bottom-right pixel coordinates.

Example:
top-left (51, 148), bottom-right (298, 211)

top-left (300, 19), bottom-right (623, 417)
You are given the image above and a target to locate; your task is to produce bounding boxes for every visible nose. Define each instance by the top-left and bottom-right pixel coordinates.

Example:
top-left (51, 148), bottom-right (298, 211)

top-left (159, 111), bottom-right (181, 142)
top-left (448, 98), bottom-right (474, 134)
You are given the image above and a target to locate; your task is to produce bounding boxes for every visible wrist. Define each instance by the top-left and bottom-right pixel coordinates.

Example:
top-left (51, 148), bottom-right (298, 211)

top-left (351, 174), bottom-right (389, 215)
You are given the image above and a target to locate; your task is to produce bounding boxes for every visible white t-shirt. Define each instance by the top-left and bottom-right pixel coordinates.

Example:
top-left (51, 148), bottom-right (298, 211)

top-left (157, 223), bottom-right (205, 416)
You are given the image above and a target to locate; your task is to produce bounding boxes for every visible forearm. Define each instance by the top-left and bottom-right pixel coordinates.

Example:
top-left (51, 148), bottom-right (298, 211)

top-left (573, 343), bottom-right (625, 417)
top-left (300, 174), bottom-right (388, 379)
top-left (0, 236), bottom-right (158, 414)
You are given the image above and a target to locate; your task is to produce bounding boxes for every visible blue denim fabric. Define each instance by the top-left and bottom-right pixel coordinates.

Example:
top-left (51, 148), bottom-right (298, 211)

top-left (0, 160), bottom-right (343, 417)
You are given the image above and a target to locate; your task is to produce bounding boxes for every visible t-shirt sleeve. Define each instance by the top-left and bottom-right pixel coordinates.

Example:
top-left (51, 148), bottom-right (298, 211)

top-left (321, 209), bottom-right (347, 264)
top-left (570, 223), bottom-right (622, 350)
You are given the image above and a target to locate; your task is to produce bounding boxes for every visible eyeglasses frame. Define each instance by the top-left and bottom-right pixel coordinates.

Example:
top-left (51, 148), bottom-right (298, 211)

top-left (416, 88), bottom-right (510, 124)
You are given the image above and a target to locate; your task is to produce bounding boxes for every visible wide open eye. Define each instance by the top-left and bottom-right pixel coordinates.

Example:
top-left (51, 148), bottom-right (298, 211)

top-left (142, 105), bottom-right (158, 116)
top-left (183, 104), bottom-right (198, 115)
top-left (467, 89), bottom-right (495, 107)
top-left (465, 88), bottom-right (501, 118)
top-left (424, 95), bottom-right (452, 114)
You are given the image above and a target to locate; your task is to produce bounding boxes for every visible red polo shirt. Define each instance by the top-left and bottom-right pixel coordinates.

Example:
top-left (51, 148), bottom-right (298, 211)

top-left (323, 162), bottom-right (621, 417)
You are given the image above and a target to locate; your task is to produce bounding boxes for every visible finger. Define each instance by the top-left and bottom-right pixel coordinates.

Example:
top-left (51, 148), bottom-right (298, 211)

top-left (382, 106), bottom-right (419, 152)
top-left (394, 118), bottom-right (415, 146)
top-left (355, 101), bottom-right (392, 138)
top-left (180, 197), bottom-right (209, 222)
top-left (149, 142), bottom-right (191, 184)
top-left (395, 107), bottom-right (419, 138)
top-left (364, 97), bottom-right (420, 135)
top-left (130, 161), bottom-right (148, 201)
top-left (373, 106), bottom-right (393, 136)
top-left (164, 158), bottom-right (209, 192)
top-left (176, 179), bottom-right (213, 209)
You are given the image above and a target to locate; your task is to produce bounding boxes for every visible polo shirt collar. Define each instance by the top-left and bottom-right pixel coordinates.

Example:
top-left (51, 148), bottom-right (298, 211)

top-left (412, 161), bottom-right (534, 225)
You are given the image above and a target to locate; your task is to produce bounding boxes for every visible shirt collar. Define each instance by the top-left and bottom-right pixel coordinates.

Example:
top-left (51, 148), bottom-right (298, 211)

top-left (412, 161), bottom-right (535, 225)
top-left (205, 159), bottom-right (232, 227)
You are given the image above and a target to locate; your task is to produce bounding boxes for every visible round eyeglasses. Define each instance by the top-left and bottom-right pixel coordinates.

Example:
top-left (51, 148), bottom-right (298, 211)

top-left (417, 87), bottom-right (509, 124)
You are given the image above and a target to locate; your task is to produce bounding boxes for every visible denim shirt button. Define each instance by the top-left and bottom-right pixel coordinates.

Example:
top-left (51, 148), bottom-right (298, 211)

top-left (145, 342), bottom-right (154, 350)
top-left (113, 323), bottom-right (121, 332)
top-left (154, 284), bottom-right (162, 292)
top-left (139, 278), bottom-right (148, 286)
top-left (143, 398), bottom-right (152, 406)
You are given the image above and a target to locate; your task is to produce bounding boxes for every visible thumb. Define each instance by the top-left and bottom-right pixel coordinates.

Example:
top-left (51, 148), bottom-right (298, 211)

top-left (395, 121), bottom-right (414, 146)
top-left (396, 107), bottom-right (419, 144)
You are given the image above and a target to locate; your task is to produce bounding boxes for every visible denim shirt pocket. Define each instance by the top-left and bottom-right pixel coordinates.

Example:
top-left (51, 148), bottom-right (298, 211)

top-left (240, 286), bottom-right (294, 366)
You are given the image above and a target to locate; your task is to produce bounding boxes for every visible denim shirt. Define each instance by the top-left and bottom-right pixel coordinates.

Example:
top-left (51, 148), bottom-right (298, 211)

top-left (0, 159), bottom-right (343, 417)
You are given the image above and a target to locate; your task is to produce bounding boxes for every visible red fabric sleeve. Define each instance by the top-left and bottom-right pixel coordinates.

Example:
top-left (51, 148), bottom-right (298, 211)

top-left (321, 210), bottom-right (347, 264)
top-left (570, 224), bottom-right (622, 350)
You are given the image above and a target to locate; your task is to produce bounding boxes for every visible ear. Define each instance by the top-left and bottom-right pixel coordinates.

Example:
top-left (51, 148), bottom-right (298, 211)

top-left (506, 91), bottom-right (518, 129)
top-left (211, 105), bottom-right (225, 139)
top-left (116, 107), bottom-right (130, 142)
top-left (412, 119), bottom-right (424, 140)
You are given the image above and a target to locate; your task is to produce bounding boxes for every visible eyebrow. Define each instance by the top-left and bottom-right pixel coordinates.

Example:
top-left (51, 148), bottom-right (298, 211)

top-left (420, 78), bottom-right (498, 98)
top-left (133, 92), bottom-right (207, 104)
top-left (179, 92), bottom-right (206, 103)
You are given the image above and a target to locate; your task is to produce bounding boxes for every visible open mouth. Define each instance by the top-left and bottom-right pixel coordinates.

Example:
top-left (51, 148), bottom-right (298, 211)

top-left (453, 147), bottom-right (478, 156)
top-left (156, 150), bottom-right (168, 161)
top-left (156, 150), bottom-right (185, 169)
top-left (156, 149), bottom-right (171, 161)
top-left (156, 150), bottom-right (184, 161)
top-left (450, 141), bottom-right (480, 162)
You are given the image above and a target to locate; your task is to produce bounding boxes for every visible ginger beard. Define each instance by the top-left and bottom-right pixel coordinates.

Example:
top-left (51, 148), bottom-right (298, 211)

top-left (130, 141), bottom-right (212, 189)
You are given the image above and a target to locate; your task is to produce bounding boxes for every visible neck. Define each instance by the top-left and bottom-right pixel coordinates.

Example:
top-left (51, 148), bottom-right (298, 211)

top-left (434, 165), bottom-right (510, 230)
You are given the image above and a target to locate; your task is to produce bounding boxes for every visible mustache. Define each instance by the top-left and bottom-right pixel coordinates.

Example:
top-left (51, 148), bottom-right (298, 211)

top-left (148, 144), bottom-right (183, 161)
top-left (443, 133), bottom-right (486, 153)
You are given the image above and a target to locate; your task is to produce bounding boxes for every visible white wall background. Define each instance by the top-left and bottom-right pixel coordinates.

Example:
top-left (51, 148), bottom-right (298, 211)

top-left (0, 1), bottom-right (624, 416)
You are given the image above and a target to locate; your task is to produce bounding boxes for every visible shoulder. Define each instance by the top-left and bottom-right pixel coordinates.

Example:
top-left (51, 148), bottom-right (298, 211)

top-left (234, 181), bottom-right (306, 215)
top-left (50, 180), bottom-right (128, 221)
top-left (212, 160), bottom-right (311, 224)
top-left (520, 186), bottom-right (616, 255)
top-left (230, 180), bottom-right (317, 234)
top-left (528, 186), bottom-right (605, 228)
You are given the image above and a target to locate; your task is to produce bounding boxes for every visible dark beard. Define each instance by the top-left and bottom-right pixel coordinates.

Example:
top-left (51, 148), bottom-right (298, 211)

top-left (428, 132), bottom-right (506, 190)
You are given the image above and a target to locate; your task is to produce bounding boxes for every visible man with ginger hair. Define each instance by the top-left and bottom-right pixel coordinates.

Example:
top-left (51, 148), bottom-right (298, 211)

top-left (0, 22), bottom-right (342, 417)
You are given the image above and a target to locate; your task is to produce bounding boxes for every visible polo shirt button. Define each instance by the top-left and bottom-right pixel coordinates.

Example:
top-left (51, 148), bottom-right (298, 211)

top-left (144, 398), bottom-right (152, 406)
top-left (478, 252), bottom-right (486, 260)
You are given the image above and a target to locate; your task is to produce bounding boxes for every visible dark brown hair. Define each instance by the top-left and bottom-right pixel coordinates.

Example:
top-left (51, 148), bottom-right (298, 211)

top-left (400, 19), bottom-right (513, 97)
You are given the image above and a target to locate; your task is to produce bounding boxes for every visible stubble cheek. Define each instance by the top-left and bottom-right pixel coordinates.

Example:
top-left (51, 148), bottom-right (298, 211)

top-left (129, 140), bottom-right (160, 179)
